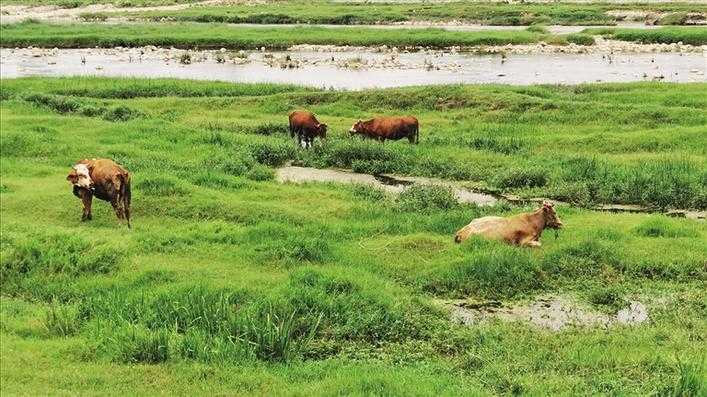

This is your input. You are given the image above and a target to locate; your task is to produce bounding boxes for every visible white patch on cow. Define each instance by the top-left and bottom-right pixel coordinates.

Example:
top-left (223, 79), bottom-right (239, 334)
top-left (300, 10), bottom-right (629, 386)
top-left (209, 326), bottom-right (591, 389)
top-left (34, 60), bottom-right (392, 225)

top-left (73, 164), bottom-right (93, 188)
top-left (349, 124), bottom-right (356, 133)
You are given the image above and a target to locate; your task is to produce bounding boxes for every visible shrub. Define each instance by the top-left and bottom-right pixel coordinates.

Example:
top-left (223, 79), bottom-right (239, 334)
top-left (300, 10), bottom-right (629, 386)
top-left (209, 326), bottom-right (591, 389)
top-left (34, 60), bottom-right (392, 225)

top-left (493, 167), bottom-right (548, 189)
top-left (396, 185), bottom-right (458, 213)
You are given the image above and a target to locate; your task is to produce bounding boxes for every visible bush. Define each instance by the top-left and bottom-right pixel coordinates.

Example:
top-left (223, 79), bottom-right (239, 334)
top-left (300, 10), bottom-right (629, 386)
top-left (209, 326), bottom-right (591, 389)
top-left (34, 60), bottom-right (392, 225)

top-left (396, 185), bottom-right (459, 213)
top-left (493, 167), bottom-right (548, 189)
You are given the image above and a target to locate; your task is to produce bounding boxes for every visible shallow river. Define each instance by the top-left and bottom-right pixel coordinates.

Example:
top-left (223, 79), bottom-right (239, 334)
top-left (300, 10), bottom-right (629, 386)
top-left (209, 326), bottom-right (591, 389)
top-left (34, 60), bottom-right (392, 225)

top-left (1, 47), bottom-right (704, 88)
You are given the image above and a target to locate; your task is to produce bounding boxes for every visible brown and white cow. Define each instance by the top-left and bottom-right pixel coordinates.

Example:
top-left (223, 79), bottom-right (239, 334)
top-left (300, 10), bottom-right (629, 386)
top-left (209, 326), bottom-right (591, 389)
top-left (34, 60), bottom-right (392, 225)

top-left (289, 110), bottom-right (327, 148)
top-left (454, 201), bottom-right (562, 247)
top-left (349, 116), bottom-right (419, 144)
top-left (67, 158), bottom-right (131, 228)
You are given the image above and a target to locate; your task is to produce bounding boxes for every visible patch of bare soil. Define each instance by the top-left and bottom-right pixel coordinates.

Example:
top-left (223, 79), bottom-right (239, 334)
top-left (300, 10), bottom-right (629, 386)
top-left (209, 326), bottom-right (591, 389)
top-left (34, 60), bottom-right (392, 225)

top-left (443, 296), bottom-right (650, 331)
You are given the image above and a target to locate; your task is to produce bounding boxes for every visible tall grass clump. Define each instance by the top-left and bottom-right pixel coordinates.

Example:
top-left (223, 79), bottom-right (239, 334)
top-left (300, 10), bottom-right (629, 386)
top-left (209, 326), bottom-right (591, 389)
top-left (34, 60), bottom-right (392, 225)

top-left (135, 175), bottom-right (190, 196)
top-left (662, 360), bottom-right (706, 397)
top-left (396, 185), bottom-right (459, 214)
top-left (1, 232), bottom-right (122, 281)
top-left (632, 217), bottom-right (699, 238)
top-left (99, 323), bottom-right (171, 364)
top-left (43, 303), bottom-right (82, 337)
top-left (247, 141), bottom-right (296, 167)
top-left (424, 239), bottom-right (542, 298)
top-left (493, 167), bottom-right (548, 189)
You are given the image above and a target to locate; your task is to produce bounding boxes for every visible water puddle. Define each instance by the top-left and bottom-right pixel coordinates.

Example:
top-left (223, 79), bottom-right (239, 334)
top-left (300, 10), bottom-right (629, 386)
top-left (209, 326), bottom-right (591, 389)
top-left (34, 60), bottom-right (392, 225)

top-left (276, 166), bottom-right (499, 206)
top-left (443, 296), bottom-right (649, 331)
top-left (1, 46), bottom-right (703, 88)
top-left (275, 166), bottom-right (705, 219)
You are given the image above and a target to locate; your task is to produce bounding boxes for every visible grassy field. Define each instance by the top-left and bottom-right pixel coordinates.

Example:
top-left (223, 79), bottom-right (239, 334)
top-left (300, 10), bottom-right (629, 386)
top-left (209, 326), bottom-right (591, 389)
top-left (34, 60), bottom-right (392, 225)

top-left (583, 26), bottom-right (707, 45)
top-left (3, 21), bottom-right (707, 48)
top-left (88, 1), bottom-right (707, 26)
top-left (1, 77), bottom-right (706, 395)
top-left (2, 0), bottom-right (705, 26)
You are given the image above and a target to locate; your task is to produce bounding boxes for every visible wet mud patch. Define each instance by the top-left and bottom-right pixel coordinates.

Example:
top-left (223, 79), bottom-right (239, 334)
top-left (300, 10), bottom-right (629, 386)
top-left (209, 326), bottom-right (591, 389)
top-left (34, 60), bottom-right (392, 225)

top-left (276, 166), bottom-right (499, 207)
top-left (441, 295), bottom-right (650, 331)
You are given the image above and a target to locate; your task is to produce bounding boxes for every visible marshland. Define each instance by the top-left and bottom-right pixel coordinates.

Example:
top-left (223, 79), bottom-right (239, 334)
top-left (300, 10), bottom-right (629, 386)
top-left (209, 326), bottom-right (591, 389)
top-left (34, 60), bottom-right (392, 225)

top-left (1, 0), bottom-right (706, 396)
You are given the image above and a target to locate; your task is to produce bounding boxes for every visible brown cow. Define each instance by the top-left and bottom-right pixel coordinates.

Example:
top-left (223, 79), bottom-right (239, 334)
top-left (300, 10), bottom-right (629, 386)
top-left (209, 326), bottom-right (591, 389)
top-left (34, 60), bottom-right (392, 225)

top-left (67, 158), bottom-right (131, 228)
top-left (349, 116), bottom-right (419, 144)
top-left (454, 201), bottom-right (562, 247)
top-left (289, 110), bottom-right (327, 148)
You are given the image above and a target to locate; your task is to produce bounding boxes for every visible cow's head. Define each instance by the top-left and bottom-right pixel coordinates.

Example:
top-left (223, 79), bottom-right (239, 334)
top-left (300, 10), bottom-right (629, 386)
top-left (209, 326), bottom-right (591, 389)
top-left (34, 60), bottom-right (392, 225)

top-left (67, 163), bottom-right (93, 189)
top-left (349, 120), bottom-right (363, 136)
top-left (317, 123), bottom-right (328, 138)
top-left (541, 201), bottom-right (563, 229)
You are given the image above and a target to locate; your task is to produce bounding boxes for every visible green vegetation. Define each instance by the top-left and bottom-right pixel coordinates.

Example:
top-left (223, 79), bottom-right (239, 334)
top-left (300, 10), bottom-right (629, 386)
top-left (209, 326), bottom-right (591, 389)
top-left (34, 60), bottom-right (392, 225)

top-left (85, 1), bottom-right (707, 26)
top-left (1, 77), bottom-right (706, 394)
top-left (4, 21), bottom-right (705, 50)
top-left (583, 26), bottom-right (707, 45)
top-left (0, 21), bottom-right (551, 49)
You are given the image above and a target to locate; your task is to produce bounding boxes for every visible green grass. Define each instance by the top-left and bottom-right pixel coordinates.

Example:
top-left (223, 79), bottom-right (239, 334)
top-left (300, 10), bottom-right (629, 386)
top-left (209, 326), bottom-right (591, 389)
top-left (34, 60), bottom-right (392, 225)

top-left (0, 21), bottom-right (553, 49)
top-left (582, 26), bottom-right (707, 45)
top-left (3, 22), bottom-right (704, 50)
top-left (74, 1), bottom-right (707, 27)
top-left (1, 77), bottom-right (706, 395)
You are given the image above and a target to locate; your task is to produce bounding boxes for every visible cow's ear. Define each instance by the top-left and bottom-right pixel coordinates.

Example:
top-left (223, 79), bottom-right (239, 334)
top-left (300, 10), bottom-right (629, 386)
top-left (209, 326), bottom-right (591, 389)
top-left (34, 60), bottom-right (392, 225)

top-left (67, 172), bottom-right (77, 183)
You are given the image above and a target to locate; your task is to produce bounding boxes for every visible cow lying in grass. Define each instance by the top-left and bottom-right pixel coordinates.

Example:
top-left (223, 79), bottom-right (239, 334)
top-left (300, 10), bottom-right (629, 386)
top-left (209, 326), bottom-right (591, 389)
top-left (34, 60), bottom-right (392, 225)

top-left (454, 201), bottom-right (563, 247)
top-left (67, 158), bottom-right (131, 228)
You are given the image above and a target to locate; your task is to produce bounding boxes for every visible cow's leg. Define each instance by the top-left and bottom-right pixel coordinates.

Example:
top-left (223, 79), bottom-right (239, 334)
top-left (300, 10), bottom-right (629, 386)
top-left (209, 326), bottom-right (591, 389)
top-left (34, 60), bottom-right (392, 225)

top-left (525, 240), bottom-right (542, 248)
top-left (408, 134), bottom-right (415, 144)
top-left (111, 199), bottom-right (125, 221)
top-left (79, 190), bottom-right (93, 221)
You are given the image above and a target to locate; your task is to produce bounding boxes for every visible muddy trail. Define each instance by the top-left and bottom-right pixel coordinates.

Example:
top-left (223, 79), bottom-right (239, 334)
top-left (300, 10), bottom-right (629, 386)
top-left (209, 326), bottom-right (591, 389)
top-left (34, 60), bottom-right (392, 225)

top-left (441, 295), bottom-right (650, 331)
top-left (276, 166), bottom-right (706, 220)
top-left (1, 44), bottom-right (704, 88)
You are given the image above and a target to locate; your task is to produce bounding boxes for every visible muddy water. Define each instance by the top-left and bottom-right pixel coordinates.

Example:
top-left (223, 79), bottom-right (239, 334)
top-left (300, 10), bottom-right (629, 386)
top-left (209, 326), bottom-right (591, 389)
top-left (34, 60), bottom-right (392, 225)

top-left (276, 166), bottom-right (499, 206)
top-left (1, 47), bottom-right (704, 88)
top-left (443, 296), bottom-right (650, 331)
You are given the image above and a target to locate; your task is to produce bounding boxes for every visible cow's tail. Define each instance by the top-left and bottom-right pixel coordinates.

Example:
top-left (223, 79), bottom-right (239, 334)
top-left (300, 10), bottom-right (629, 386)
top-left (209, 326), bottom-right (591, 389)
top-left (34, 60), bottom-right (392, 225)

top-left (120, 173), bottom-right (131, 229)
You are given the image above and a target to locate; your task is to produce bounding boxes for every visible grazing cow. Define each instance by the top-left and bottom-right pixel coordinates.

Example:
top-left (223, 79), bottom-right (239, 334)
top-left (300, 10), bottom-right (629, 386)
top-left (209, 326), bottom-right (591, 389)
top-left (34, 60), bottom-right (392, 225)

top-left (454, 201), bottom-right (562, 247)
top-left (349, 116), bottom-right (419, 144)
top-left (67, 158), bottom-right (131, 228)
top-left (289, 110), bottom-right (327, 148)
